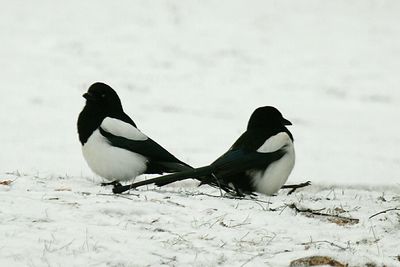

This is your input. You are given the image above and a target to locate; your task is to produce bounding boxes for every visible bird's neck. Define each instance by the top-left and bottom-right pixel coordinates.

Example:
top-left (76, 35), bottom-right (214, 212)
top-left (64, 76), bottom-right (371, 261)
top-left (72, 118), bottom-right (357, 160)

top-left (77, 105), bottom-right (106, 145)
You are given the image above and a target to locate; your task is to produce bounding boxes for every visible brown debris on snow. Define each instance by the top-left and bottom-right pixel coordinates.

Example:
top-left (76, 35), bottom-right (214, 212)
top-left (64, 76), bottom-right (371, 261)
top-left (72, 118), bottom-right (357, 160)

top-left (0, 180), bottom-right (13, 186)
top-left (327, 217), bottom-right (359, 226)
top-left (290, 256), bottom-right (347, 267)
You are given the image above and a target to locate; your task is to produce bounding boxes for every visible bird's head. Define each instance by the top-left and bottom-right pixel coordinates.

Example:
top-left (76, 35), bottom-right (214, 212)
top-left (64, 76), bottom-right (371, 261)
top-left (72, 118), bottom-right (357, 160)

top-left (83, 82), bottom-right (123, 115)
top-left (247, 106), bottom-right (292, 129)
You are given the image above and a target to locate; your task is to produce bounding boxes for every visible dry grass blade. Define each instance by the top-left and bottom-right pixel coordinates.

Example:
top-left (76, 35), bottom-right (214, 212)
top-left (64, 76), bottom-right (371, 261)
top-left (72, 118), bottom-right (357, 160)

top-left (54, 187), bottom-right (72, 191)
top-left (369, 208), bottom-right (400, 219)
top-left (300, 240), bottom-right (348, 250)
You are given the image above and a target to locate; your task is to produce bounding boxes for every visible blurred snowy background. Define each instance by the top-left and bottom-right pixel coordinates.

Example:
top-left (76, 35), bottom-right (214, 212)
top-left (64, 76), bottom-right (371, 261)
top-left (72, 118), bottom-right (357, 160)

top-left (1, 0), bottom-right (399, 185)
top-left (1, 2), bottom-right (400, 266)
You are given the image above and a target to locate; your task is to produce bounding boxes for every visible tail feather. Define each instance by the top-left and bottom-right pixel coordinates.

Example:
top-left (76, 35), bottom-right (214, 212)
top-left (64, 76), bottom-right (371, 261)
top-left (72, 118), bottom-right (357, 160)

top-left (120, 165), bottom-right (212, 189)
top-left (112, 165), bottom-right (212, 194)
top-left (154, 165), bottom-right (212, 186)
top-left (157, 161), bottom-right (194, 173)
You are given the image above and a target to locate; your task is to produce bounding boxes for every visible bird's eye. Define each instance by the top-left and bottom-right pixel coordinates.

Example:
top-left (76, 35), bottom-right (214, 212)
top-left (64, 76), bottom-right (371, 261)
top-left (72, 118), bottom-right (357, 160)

top-left (101, 94), bottom-right (106, 98)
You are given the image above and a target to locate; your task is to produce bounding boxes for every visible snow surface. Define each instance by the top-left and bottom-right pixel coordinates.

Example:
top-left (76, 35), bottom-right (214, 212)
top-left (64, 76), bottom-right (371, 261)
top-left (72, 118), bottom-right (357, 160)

top-left (1, 173), bottom-right (399, 266)
top-left (1, 0), bottom-right (400, 266)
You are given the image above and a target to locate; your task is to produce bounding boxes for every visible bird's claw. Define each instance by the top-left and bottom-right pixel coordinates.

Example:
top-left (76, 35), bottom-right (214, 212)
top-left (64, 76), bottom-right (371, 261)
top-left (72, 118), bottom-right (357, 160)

top-left (101, 181), bottom-right (122, 187)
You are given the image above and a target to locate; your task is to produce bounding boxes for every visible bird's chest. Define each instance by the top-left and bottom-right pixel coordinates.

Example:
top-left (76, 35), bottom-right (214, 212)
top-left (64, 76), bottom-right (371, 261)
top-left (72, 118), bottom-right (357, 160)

top-left (82, 130), bottom-right (148, 181)
top-left (248, 133), bottom-right (296, 195)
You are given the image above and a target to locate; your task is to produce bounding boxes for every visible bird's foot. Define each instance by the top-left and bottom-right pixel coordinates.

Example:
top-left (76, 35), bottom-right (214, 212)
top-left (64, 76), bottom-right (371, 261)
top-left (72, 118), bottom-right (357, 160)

top-left (112, 184), bottom-right (135, 194)
top-left (101, 181), bottom-right (122, 187)
top-left (281, 181), bottom-right (311, 195)
top-left (235, 190), bottom-right (245, 198)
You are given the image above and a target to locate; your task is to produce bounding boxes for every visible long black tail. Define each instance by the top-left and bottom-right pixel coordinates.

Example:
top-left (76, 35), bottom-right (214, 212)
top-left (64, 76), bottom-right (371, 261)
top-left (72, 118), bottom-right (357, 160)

top-left (154, 165), bottom-right (212, 186)
top-left (112, 165), bottom-right (213, 194)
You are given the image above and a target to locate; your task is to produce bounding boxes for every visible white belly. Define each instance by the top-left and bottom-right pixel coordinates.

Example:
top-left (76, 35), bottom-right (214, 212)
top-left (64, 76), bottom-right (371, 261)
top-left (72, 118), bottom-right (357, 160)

top-left (249, 132), bottom-right (295, 195)
top-left (82, 130), bottom-right (148, 181)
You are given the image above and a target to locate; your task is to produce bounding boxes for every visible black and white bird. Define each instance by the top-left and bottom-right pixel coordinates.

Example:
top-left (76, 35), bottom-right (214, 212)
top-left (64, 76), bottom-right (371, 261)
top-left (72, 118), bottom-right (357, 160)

top-left (114, 106), bottom-right (295, 196)
top-left (77, 82), bottom-right (192, 186)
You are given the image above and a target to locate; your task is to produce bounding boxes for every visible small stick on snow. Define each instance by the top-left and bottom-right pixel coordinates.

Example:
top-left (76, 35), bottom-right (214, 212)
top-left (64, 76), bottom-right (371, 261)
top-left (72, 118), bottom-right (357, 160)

top-left (300, 240), bottom-right (348, 250)
top-left (96, 193), bottom-right (140, 200)
top-left (369, 208), bottom-right (400, 219)
top-left (288, 203), bottom-right (359, 225)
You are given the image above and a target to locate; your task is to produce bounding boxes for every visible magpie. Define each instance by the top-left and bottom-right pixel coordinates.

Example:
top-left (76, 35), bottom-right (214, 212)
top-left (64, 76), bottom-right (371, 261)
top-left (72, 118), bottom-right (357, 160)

top-left (77, 82), bottom-right (193, 186)
top-left (113, 106), bottom-right (296, 196)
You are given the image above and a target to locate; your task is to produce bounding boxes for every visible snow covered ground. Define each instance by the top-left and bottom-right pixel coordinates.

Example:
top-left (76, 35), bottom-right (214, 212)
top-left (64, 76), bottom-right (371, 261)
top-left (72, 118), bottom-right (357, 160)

top-left (1, 173), bottom-right (399, 266)
top-left (1, 0), bottom-right (400, 266)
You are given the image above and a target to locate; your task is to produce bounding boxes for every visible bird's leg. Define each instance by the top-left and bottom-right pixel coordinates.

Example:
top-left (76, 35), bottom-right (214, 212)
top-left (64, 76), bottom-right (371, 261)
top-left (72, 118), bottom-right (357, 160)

top-left (211, 173), bottom-right (224, 197)
top-left (101, 180), bottom-right (122, 187)
top-left (234, 185), bottom-right (245, 197)
top-left (281, 181), bottom-right (311, 195)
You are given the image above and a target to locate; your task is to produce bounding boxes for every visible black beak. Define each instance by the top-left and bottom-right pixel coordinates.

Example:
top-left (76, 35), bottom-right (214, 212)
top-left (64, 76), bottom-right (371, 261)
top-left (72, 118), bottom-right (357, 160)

top-left (83, 92), bottom-right (95, 101)
top-left (282, 118), bottom-right (292, 125)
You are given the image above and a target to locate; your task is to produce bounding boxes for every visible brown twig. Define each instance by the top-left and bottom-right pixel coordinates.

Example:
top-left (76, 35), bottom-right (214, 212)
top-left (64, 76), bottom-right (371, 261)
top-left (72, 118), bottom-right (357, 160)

top-left (288, 203), bottom-right (359, 225)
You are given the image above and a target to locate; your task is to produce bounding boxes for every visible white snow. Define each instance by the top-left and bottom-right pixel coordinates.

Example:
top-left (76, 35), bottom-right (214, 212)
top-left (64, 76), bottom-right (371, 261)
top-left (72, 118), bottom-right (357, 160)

top-left (1, 0), bottom-right (400, 266)
top-left (1, 173), bottom-right (399, 266)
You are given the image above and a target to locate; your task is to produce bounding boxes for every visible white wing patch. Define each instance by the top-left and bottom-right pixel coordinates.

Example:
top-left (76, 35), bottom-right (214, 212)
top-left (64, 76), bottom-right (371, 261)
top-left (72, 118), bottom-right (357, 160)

top-left (101, 117), bottom-right (148, 141)
top-left (256, 132), bottom-right (291, 153)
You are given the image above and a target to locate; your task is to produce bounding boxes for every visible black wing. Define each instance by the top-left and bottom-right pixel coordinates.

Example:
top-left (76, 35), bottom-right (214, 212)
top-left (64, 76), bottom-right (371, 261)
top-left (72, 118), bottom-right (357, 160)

top-left (211, 148), bottom-right (285, 175)
top-left (99, 128), bottom-right (192, 173)
top-left (200, 148), bottom-right (286, 191)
